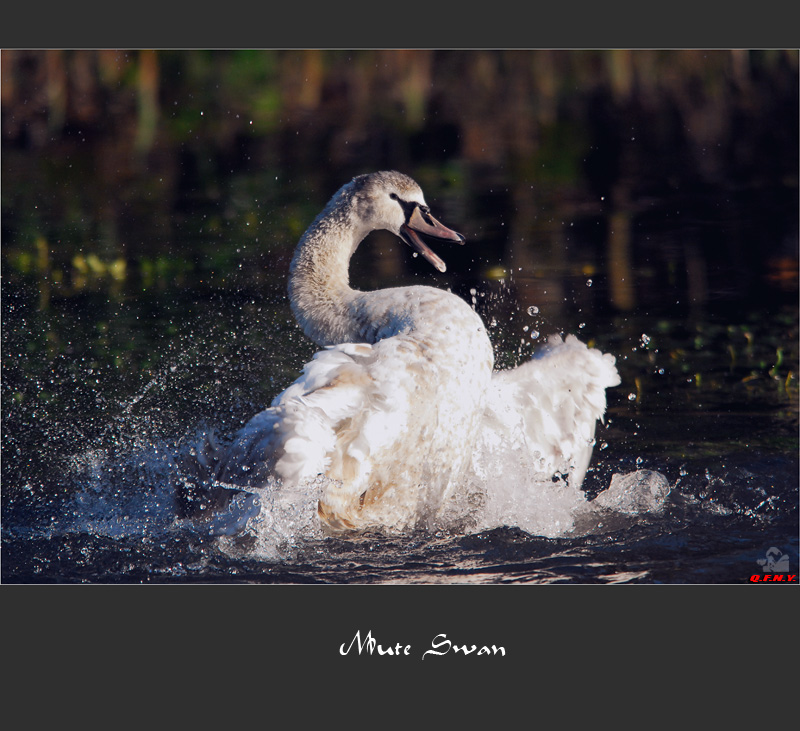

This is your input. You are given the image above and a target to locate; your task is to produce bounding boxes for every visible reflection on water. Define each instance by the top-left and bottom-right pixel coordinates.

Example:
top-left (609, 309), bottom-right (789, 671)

top-left (2, 50), bottom-right (798, 583)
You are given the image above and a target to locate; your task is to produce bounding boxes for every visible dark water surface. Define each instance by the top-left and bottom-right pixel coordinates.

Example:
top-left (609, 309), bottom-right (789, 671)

top-left (3, 269), bottom-right (796, 583)
top-left (2, 50), bottom-right (798, 583)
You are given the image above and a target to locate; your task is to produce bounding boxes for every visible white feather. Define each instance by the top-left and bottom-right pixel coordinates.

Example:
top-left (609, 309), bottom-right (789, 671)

top-left (479, 334), bottom-right (621, 487)
top-left (213, 172), bottom-right (620, 534)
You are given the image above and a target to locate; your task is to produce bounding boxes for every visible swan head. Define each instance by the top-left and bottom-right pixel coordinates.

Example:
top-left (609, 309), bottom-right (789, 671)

top-left (349, 171), bottom-right (465, 273)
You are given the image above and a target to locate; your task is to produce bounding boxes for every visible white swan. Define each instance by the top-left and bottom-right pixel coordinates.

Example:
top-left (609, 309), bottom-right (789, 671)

top-left (209, 171), bottom-right (620, 534)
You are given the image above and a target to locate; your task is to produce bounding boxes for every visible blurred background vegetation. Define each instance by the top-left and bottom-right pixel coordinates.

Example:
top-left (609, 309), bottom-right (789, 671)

top-left (2, 49), bottom-right (797, 305)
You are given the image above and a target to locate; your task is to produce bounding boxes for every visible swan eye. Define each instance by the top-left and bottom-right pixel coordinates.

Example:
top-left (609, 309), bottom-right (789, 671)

top-left (390, 192), bottom-right (416, 220)
top-left (390, 191), bottom-right (434, 224)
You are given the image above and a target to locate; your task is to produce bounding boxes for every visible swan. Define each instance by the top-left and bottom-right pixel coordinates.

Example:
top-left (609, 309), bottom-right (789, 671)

top-left (202, 171), bottom-right (620, 534)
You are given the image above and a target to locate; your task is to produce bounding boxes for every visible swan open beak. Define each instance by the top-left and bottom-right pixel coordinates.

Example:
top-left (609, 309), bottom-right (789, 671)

top-left (399, 206), bottom-right (465, 273)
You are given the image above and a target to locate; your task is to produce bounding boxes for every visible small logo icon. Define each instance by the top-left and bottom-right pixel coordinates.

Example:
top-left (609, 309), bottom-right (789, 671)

top-left (757, 547), bottom-right (790, 573)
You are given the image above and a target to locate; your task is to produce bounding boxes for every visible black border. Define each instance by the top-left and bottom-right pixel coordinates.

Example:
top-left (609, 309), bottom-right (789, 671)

top-left (2, 1), bottom-right (800, 49)
top-left (4, 585), bottom-right (798, 712)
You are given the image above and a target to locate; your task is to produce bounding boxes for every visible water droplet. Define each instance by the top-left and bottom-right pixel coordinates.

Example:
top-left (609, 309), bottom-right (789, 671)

top-left (586, 279), bottom-right (593, 287)
top-left (628, 393), bottom-right (637, 401)
top-left (640, 333), bottom-right (651, 347)
top-left (527, 306), bottom-right (539, 315)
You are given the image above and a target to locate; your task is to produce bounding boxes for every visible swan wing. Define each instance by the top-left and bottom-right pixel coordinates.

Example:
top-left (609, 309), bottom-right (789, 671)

top-left (480, 334), bottom-right (621, 487)
top-left (215, 339), bottom-right (430, 527)
top-left (215, 343), bottom-right (373, 487)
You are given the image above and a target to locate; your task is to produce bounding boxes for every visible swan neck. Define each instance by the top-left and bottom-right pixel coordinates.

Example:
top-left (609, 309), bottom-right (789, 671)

top-left (288, 206), bottom-right (365, 346)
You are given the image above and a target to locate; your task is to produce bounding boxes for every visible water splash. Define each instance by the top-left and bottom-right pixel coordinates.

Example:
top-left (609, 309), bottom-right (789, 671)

top-left (7, 326), bottom-right (789, 580)
top-left (592, 470), bottom-right (671, 515)
top-left (15, 403), bottom-right (676, 560)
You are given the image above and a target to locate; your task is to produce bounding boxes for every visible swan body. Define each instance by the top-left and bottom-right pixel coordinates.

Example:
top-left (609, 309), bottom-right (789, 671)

top-left (211, 171), bottom-right (619, 534)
